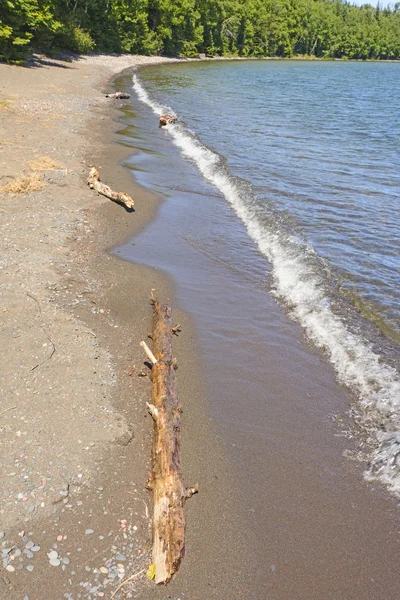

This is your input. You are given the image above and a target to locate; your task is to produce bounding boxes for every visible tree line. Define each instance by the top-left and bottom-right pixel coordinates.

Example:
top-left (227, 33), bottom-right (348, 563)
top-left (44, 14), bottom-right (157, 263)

top-left (1, 0), bottom-right (400, 63)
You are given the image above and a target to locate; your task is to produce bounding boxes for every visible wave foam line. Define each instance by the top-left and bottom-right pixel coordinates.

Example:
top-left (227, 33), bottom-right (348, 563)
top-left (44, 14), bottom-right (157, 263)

top-left (133, 74), bottom-right (400, 496)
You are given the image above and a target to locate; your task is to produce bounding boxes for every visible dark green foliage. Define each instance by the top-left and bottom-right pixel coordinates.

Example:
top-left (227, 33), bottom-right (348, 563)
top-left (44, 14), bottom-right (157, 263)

top-left (1, 0), bottom-right (400, 63)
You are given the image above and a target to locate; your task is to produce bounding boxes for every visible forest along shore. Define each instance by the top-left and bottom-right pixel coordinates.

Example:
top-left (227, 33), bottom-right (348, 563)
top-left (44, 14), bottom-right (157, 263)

top-left (0, 53), bottom-right (196, 599)
top-left (2, 1), bottom-right (400, 63)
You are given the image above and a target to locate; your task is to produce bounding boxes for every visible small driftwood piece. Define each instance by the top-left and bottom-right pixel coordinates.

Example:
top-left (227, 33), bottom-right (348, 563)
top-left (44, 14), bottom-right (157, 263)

top-left (105, 91), bottom-right (130, 99)
top-left (87, 167), bottom-right (134, 209)
top-left (143, 298), bottom-right (198, 584)
top-left (159, 115), bottom-right (177, 128)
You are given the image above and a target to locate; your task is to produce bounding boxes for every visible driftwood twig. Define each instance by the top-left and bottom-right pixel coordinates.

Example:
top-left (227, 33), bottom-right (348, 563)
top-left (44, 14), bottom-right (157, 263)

top-left (140, 340), bottom-right (157, 365)
top-left (87, 167), bottom-right (134, 210)
top-left (26, 292), bottom-right (41, 314)
top-left (30, 335), bottom-right (56, 372)
top-left (159, 115), bottom-right (177, 127)
top-left (105, 92), bottom-right (130, 99)
top-left (110, 569), bottom-right (145, 599)
top-left (0, 406), bottom-right (17, 418)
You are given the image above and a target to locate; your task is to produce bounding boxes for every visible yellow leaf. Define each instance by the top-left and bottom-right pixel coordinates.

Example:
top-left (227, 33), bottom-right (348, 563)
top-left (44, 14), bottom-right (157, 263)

top-left (146, 563), bottom-right (156, 580)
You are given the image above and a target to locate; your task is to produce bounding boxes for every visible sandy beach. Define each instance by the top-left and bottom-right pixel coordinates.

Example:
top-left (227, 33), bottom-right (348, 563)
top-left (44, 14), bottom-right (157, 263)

top-left (1, 53), bottom-right (399, 600)
top-left (1, 52), bottom-right (264, 600)
top-left (0, 53), bottom-right (191, 599)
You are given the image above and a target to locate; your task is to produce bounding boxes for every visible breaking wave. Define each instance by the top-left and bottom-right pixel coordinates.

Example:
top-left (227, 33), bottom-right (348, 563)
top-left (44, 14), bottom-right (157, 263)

top-left (132, 73), bottom-right (400, 496)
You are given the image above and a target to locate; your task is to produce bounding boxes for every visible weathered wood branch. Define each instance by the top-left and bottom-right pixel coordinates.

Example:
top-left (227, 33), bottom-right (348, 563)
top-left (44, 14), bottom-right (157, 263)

top-left (105, 91), bottom-right (130, 99)
top-left (159, 115), bottom-right (177, 127)
top-left (87, 167), bottom-right (134, 209)
top-left (140, 340), bottom-right (157, 365)
top-left (144, 298), bottom-right (197, 584)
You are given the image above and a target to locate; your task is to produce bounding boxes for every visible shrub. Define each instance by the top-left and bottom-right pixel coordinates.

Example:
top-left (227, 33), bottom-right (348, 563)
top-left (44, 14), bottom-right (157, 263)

top-left (70, 27), bottom-right (95, 54)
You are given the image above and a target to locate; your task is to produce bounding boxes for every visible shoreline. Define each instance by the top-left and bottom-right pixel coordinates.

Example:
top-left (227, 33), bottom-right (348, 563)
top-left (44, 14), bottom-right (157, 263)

top-left (0, 53), bottom-right (259, 598)
top-left (87, 67), bottom-right (267, 599)
top-left (112, 62), bottom-right (400, 599)
top-left (0, 53), bottom-right (213, 598)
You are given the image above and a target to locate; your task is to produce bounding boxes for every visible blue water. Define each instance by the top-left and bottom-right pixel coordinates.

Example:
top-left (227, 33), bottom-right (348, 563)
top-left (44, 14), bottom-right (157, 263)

top-left (131, 60), bottom-right (400, 495)
top-left (139, 61), bottom-right (400, 341)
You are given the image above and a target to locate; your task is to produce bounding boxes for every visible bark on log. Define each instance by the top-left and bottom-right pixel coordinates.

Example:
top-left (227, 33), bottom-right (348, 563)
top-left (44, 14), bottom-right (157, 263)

top-left (105, 92), bottom-right (131, 99)
top-left (145, 298), bottom-right (197, 584)
top-left (87, 167), bottom-right (134, 209)
top-left (159, 115), bottom-right (177, 127)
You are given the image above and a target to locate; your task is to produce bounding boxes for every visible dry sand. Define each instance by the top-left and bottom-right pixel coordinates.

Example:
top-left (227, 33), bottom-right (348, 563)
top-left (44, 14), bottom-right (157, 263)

top-left (0, 52), bottom-right (255, 600)
top-left (0, 53), bottom-right (201, 599)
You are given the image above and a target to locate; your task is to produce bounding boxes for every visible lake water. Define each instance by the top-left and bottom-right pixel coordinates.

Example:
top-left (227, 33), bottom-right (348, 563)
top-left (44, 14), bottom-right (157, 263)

top-left (129, 60), bottom-right (400, 496)
top-left (114, 60), bottom-right (400, 598)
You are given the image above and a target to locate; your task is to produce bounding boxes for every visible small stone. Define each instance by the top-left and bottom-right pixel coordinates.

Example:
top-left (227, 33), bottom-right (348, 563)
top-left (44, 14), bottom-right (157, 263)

top-left (31, 545), bottom-right (40, 552)
top-left (25, 550), bottom-right (34, 559)
top-left (25, 541), bottom-right (34, 549)
top-left (5, 564), bottom-right (15, 572)
top-left (50, 557), bottom-right (61, 567)
top-left (62, 556), bottom-right (70, 565)
top-left (48, 550), bottom-right (58, 560)
top-left (85, 529), bottom-right (94, 535)
top-left (85, 566), bottom-right (91, 572)
top-left (99, 567), bottom-right (108, 574)
top-left (0, 532), bottom-right (4, 539)
top-left (26, 564), bottom-right (35, 572)
top-left (57, 535), bottom-right (63, 541)
top-left (115, 554), bottom-right (126, 561)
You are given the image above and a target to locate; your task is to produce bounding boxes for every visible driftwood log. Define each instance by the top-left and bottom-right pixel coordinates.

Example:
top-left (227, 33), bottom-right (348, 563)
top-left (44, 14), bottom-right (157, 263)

top-left (143, 298), bottom-right (198, 584)
top-left (159, 115), bottom-right (177, 127)
top-left (87, 167), bottom-right (134, 209)
top-left (105, 91), bottom-right (130, 99)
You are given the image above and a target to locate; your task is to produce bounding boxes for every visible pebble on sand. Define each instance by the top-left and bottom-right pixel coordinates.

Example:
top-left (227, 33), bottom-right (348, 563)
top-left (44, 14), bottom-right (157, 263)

top-left (85, 529), bottom-right (94, 535)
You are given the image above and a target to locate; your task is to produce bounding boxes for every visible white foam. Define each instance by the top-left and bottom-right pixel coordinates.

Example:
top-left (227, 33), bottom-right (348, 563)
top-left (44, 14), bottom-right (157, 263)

top-left (133, 74), bottom-right (400, 496)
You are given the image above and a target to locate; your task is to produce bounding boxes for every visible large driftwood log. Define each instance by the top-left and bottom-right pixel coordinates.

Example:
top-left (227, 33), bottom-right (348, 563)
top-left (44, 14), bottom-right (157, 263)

top-left (105, 91), bottom-right (130, 99)
top-left (144, 298), bottom-right (197, 584)
top-left (87, 167), bottom-right (134, 209)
